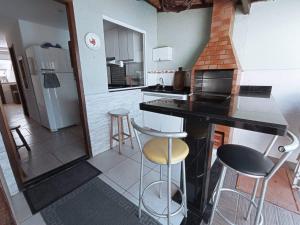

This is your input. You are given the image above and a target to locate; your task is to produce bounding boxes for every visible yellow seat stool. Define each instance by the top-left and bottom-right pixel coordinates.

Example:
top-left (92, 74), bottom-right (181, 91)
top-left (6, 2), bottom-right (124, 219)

top-left (131, 119), bottom-right (189, 225)
top-left (143, 138), bottom-right (189, 165)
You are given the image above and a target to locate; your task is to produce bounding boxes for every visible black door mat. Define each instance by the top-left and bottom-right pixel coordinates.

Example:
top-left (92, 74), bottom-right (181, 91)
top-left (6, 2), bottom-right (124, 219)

top-left (41, 178), bottom-right (161, 225)
top-left (24, 161), bottom-right (101, 213)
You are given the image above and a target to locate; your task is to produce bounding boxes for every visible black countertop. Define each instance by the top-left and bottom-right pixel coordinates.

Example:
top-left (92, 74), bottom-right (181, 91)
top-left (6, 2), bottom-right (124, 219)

top-left (142, 85), bottom-right (190, 95)
top-left (140, 93), bottom-right (288, 136)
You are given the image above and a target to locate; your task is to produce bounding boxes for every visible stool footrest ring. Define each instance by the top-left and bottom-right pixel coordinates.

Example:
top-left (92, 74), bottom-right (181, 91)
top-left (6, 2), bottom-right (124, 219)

top-left (141, 180), bottom-right (184, 218)
top-left (212, 188), bottom-right (263, 225)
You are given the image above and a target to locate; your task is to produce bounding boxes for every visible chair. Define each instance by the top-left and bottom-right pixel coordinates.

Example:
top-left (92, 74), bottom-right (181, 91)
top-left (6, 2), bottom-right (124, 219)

top-left (10, 125), bottom-right (31, 158)
top-left (131, 119), bottom-right (189, 225)
top-left (109, 108), bottom-right (134, 154)
top-left (209, 130), bottom-right (299, 225)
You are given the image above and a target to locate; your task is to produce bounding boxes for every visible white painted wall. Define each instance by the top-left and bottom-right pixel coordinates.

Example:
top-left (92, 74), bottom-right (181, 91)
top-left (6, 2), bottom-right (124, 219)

top-left (157, 8), bottom-right (212, 70)
top-left (72, 0), bottom-right (158, 154)
top-left (72, 0), bottom-right (157, 95)
top-left (18, 20), bottom-right (70, 49)
top-left (232, 0), bottom-right (300, 162)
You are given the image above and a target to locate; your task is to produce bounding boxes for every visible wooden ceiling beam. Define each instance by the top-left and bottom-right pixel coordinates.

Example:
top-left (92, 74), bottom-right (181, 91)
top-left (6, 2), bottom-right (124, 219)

top-left (157, 2), bottom-right (213, 12)
top-left (241, 0), bottom-right (251, 14)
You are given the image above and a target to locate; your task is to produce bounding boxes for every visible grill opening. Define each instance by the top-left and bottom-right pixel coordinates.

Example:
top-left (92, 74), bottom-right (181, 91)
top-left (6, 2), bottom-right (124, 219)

top-left (194, 69), bottom-right (233, 95)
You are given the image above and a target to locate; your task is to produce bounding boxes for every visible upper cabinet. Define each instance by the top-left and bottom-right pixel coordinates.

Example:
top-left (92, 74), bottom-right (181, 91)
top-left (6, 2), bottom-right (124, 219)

top-left (104, 29), bottom-right (119, 60)
top-left (104, 28), bottom-right (143, 62)
top-left (153, 47), bottom-right (173, 61)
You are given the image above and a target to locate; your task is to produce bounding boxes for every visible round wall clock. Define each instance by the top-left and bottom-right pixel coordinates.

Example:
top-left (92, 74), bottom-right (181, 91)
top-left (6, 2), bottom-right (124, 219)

top-left (85, 32), bottom-right (101, 50)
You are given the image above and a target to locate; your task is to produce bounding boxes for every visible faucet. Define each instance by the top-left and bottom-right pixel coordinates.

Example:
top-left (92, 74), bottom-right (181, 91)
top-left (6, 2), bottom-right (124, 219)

top-left (159, 77), bottom-right (165, 89)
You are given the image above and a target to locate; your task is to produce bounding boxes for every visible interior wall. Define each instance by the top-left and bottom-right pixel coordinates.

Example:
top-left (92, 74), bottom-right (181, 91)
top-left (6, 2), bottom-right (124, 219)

top-left (232, 0), bottom-right (300, 163)
top-left (18, 20), bottom-right (70, 49)
top-left (5, 20), bottom-right (40, 123)
top-left (72, 0), bottom-right (157, 95)
top-left (72, 0), bottom-right (158, 154)
top-left (157, 8), bottom-right (212, 70)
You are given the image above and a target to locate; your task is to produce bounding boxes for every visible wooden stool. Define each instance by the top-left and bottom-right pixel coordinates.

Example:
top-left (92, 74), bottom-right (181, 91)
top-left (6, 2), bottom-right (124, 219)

top-left (10, 125), bottom-right (31, 159)
top-left (109, 108), bottom-right (133, 154)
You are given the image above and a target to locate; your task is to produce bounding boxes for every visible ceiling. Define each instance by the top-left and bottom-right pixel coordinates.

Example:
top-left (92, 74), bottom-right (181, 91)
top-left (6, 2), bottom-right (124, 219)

top-left (146, 0), bottom-right (213, 12)
top-left (145, 0), bottom-right (265, 13)
top-left (0, 0), bottom-right (68, 30)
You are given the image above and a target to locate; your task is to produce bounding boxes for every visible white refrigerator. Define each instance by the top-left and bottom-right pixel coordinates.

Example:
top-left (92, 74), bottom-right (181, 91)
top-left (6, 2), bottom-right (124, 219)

top-left (26, 46), bottom-right (80, 132)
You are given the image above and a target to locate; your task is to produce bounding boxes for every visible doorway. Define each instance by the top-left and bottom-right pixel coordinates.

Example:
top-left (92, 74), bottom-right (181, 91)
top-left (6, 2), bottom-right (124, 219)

top-left (0, 0), bottom-right (91, 189)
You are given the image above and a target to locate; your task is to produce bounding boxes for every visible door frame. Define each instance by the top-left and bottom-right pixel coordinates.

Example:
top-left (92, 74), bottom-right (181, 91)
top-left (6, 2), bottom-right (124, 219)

top-left (62, 0), bottom-right (92, 157)
top-left (0, 0), bottom-right (92, 190)
top-left (8, 46), bottom-right (29, 116)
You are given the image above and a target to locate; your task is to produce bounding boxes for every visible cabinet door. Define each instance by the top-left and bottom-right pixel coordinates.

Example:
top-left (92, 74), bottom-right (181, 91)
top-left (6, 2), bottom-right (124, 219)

top-left (118, 29), bottom-right (129, 60)
top-left (104, 29), bottom-right (119, 60)
top-left (143, 95), bottom-right (163, 131)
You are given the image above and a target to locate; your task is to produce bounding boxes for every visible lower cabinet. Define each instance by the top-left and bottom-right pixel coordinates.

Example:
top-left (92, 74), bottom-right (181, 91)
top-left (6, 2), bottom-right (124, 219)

top-left (143, 94), bottom-right (183, 132)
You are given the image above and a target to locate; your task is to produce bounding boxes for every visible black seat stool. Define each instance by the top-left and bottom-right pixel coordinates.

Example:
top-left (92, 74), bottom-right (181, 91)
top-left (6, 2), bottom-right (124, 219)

top-left (10, 125), bottom-right (31, 158)
top-left (209, 130), bottom-right (299, 225)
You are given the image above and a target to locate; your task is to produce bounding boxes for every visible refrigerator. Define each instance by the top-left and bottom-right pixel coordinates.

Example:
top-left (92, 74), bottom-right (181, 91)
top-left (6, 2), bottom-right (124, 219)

top-left (25, 45), bottom-right (80, 132)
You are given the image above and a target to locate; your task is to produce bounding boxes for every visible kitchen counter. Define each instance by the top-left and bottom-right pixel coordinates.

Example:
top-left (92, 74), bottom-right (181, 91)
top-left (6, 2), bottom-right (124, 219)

top-left (141, 85), bottom-right (190, 95)
top-left (140, 93), bottom-right (287, 136)
top-left (140, 93), bottom-right (288, 224)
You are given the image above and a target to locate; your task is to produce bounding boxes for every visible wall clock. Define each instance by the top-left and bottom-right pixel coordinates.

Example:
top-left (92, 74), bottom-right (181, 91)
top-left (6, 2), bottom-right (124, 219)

top-left (85, 32), bottom-right (101, 50)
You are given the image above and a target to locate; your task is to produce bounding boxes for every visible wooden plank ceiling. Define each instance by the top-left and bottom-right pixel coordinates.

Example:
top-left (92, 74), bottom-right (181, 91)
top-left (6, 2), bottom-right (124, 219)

top-left (146, 0), bottom-right (264, 13)
top-left (147, 0), bottom-right (213, 12)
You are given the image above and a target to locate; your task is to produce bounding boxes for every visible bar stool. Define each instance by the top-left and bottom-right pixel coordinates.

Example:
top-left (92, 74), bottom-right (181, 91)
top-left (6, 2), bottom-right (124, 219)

top-left (10, 125), bottom-right (31, 159)
top-left (209, 130), bottom-right (299, 225)
top-left (131, 119), bottom-right (189, 225)
top-left (109, 108), bottom-right (134, 154)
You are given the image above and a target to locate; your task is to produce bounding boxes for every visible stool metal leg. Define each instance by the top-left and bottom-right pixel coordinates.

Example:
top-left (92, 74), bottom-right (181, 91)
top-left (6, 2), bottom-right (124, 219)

top-left (245, 178), bottom-right (260, 220)
top-left (139, 152), bottom-right (144, 218)
top-left (167, 138), bottom-right (172, 225)
top-left (159, 165), bottom-right (163, 199)
top-left (167, 162), bottom-right (172, 225)
top-left (182, 160), bottom-right (188, 218)
top-left (208, 165), bottom-right (227, 225)
top-left (254, 179), bottom-right (268, 225)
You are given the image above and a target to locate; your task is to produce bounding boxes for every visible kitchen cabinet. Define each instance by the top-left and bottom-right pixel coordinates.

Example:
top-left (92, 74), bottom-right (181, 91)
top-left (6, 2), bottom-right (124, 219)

top-left (153, 47), bottom-right (173, 61)
top-left (143, 93), bottom-right (183, 132)
top-left (104, 29), bottom-right (120, 60)
top-left (104, 28), bottom-right (142, 62)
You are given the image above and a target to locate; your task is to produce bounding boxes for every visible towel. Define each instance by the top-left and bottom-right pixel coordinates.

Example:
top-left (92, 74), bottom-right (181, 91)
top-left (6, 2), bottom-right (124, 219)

top-left (43, 73), bottom-right (60, 88)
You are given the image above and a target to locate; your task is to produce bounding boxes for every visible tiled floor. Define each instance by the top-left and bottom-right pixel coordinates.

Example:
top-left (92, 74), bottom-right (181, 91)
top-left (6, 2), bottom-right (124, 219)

top-left (11, 136), bottom-right (300, 225)
top-left (4, 104), bottom-right (86, 180)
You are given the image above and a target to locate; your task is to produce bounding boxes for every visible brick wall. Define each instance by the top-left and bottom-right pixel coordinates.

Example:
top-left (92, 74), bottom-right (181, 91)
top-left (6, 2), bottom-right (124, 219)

top-left (191, 0), bottom-right (241, 145)
top-left (191, 0), bottom-right (240, 95)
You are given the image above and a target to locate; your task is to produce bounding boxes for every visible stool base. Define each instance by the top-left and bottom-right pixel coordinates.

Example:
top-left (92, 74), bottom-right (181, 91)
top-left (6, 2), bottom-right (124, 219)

top-left (140, 180), bottom-right (184, 218)
top-left (210, 188), bottom-right (263, 225)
